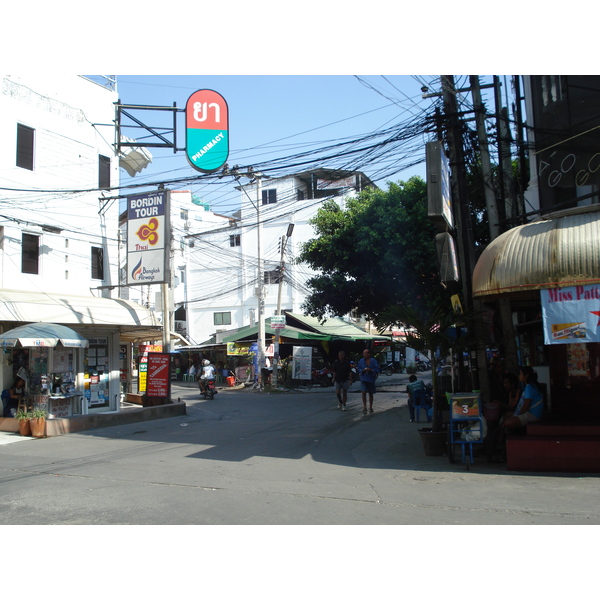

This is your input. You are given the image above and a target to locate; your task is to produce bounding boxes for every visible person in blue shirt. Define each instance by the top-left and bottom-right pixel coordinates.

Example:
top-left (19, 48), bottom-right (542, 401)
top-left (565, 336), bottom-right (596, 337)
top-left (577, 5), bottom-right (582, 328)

top-left (503, 366), bottom-right (544, 430)
top-left (357, 348), bottom-right (379, 414)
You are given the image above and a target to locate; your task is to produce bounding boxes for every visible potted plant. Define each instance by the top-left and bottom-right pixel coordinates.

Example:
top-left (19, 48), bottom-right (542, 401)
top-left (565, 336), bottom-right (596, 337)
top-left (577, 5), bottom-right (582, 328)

top-left (30, 408), bottom-right (47, 438)
top-left (15, 409), bottom-right (32, 436)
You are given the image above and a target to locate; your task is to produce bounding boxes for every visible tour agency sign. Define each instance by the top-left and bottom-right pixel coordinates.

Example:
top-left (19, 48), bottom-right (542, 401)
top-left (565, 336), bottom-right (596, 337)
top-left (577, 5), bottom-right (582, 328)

top-left (185, 89), bottom-right (229, 173)
top-left (541, 284), bottom-right (600, 344)
top-left (126, 190), bottom-right (170, 285)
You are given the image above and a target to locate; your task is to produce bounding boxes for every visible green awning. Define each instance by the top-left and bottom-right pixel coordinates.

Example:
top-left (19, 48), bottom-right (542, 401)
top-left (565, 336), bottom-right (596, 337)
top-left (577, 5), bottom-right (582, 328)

top-left (220, 314), bottom-right (388, 344)
top-left (221, 322), bottom-right (332, 343)
top-left (285, 313), bottom-right (389, 341)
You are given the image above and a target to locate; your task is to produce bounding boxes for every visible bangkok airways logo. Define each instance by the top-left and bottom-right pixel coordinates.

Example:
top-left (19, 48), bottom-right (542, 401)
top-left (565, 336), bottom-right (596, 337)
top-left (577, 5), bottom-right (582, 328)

top-left (131, 258), bottom-right (143, 281)
top-left (136, 218), bottom-right (160, 246)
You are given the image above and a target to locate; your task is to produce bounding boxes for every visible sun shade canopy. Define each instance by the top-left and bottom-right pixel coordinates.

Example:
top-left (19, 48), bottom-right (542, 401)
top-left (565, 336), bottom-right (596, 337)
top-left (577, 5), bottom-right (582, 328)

top-left (0, 322), bottom-right (89, 348)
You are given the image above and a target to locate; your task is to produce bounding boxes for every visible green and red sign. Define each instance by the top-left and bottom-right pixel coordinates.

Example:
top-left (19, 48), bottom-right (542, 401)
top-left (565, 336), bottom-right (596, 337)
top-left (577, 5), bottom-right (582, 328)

top-left (185, 89), bottom-right (229, 173)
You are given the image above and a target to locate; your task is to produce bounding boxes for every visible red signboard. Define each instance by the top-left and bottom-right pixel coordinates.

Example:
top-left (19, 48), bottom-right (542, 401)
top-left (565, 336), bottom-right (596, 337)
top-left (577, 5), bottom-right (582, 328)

top-left (146, 352), bottom-right (171, 399)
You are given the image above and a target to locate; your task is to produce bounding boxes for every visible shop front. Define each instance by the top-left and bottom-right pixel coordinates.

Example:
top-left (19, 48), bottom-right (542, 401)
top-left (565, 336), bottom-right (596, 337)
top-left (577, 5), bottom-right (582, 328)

top-left (0, 289), bottom-right (163, 430)
top-left (472, 207), bottom-right (600, 470)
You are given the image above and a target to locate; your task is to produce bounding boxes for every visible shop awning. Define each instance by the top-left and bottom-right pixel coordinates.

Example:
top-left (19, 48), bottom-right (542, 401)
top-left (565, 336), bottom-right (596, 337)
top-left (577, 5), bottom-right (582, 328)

top-left (285, 313), bottom-right (390, 341)
top-left (221, 322), bottom-right (332, 343)
top-left (472, 207), bottom-right (600, 299)
top-left (220, 314), bottom-right (389, 344)
top-left (0, 288), bottom-right (162, 343)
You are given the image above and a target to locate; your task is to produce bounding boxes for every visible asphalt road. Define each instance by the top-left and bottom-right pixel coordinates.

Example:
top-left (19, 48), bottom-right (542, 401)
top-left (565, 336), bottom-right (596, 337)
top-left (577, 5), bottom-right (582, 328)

top-left (1, 372), bottom-right (599, 525)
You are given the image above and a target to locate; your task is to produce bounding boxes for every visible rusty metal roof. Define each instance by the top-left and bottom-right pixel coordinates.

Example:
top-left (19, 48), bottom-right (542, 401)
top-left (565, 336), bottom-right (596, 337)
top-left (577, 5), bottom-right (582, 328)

top-left (472, 206), bottom-right (600, 298)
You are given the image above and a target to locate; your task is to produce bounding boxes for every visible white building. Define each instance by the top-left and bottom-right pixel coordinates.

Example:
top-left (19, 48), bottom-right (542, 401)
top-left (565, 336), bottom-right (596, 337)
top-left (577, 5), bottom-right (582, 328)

top-left (181, 169), bottom-right (376, 343)
top-left (0, 75), bottom-right (160, 420)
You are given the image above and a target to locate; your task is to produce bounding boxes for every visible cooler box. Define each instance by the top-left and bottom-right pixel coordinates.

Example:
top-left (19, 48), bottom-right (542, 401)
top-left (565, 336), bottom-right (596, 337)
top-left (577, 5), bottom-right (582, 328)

top-left (226, 376), bottom-right (235, 387)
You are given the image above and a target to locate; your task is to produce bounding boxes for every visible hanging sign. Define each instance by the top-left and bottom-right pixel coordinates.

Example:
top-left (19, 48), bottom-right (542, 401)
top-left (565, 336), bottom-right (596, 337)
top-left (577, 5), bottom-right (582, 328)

top-left (541, 285), bottom-right (600, 344)
top-left (185, 89), bottom-right (229, 173)
top-left (126, 190), bottom-right (170, 285)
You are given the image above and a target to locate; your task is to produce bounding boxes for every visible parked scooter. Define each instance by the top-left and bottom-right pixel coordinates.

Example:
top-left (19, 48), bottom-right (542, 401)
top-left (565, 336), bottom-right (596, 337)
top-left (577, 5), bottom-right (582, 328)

top-left (380, 361), bottom-right (395, 376)
top-left (416, 359), bottom-right (431, 372)
top-left (311, 367), bottom-right (334, 387)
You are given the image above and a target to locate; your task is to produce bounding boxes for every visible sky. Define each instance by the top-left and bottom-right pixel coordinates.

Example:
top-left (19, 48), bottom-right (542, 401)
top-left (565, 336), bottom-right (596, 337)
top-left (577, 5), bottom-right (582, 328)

top-left (113, 75), bottom-right (504, 215)
top-left (113, 75), bottom-right (442, 214)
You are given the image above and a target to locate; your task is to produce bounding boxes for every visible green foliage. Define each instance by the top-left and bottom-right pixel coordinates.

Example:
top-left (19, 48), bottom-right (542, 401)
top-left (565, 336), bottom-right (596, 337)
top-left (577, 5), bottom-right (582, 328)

top-left (15, 410), bottom-right (32, 421)
top-left (31, 408), bottom-right (47, 420)
top-left (297, 177), bottom-right (450, 321)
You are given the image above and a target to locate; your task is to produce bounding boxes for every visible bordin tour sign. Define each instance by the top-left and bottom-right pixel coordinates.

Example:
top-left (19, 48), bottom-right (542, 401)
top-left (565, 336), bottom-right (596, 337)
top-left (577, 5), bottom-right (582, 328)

top-left (185, 89), bottom-right (229, 173)
top-left (126, 190), bottom-right (170, 286)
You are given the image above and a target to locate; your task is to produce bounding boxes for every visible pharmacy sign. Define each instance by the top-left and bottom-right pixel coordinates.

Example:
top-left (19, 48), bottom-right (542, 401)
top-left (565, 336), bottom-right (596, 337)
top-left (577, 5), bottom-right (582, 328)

top-left (185, 89), bottom-right (229, 173)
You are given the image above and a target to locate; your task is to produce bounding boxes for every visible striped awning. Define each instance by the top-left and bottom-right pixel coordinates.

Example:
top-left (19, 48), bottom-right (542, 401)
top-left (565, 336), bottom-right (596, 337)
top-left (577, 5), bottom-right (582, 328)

top-left (472, 207), bottom-right (600, 298)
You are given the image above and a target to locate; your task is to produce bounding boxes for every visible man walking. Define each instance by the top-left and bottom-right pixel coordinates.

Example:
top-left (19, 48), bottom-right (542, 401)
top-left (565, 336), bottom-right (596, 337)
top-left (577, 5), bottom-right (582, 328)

top-left (332, 350), bottom-right (352, 410)
top-left (357, 348), bottom-right (379, 414)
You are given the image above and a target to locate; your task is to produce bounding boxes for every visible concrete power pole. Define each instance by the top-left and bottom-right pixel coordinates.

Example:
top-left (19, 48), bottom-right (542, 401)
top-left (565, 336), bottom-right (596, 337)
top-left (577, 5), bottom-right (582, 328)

top-left (441, 75), bottom-right (490, 399)
top-left (470, 75), bottom-right (501, 241)
top-left (255, 173), bottom-right (266, 388)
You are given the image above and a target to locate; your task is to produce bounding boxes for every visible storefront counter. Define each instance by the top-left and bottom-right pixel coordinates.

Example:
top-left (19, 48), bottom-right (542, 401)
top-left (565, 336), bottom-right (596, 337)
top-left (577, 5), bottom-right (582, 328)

top-left (29, 394), bottom-right (83, 418)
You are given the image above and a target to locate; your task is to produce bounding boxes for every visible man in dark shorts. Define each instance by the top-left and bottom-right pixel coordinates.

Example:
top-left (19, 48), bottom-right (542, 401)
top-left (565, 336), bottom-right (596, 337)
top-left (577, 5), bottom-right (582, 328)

top-left (332, 350), bottom-right (352, 410)
top-left (357, 348), bottom-right (380, 414)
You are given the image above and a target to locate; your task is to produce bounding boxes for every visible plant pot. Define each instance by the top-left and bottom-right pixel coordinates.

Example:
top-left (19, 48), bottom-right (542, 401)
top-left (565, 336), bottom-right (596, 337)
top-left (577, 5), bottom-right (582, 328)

top-left (19, 419), bottom-right (31, 437)
top-left (418, 428), bottom-right (447, 456)
top-left (30, 417), bottom-right (46, 438)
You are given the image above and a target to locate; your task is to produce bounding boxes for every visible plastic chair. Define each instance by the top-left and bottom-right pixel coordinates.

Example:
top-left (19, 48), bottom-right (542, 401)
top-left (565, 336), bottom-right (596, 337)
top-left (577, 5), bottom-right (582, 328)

top-left (414, 389), bottom-right (432, 423)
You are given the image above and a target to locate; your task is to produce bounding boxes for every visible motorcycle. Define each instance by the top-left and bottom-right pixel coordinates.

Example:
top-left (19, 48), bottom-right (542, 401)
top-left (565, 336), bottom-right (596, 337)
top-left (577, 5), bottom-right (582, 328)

top-left (349, 361), bottom-right (359, 383)
top-left (416, 359), bottom-right (431, 372)
top-left (380, 361), bottom-right (395, 376)
top-left (200, 378), bottom-right (217, 399)
top-left (311, 367), bottom-right (334, 387)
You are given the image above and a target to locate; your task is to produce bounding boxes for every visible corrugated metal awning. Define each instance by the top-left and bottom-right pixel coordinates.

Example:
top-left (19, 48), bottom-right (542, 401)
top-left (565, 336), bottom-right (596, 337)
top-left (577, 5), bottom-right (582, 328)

top-left (472, 207), bottom-right (600, 298)
top-left (0, 288), bottom-right (162, 343)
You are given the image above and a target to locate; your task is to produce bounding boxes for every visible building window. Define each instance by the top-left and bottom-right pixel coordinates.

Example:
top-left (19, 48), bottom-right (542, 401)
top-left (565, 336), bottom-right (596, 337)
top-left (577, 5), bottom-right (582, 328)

top-left (16, 124), bottom-right (34, 171)
top-left (214, 312), bottom-right (232, 326)
top-left (22, 233), bottom-right (39, 274)
top-left (264, 269), bottom-right (282, 285)
top-left (99, 155), bottom-right (110, 189)
top-left (91, 246), bottom-right (104, 280)
top-left (262, 189), bottom-right (277, 205)
top-left (180, 209), bottom-right (189, 220)
top-left (229, 234), bottom-right (241, 247)
top-left (297, 188), bottom-right (306, 201)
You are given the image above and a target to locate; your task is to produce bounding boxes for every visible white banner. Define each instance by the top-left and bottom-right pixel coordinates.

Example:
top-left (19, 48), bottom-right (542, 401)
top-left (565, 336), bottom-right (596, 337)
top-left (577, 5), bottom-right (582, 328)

top-left (541, 285), bottom-right (600, 344)
top-left (292, 346), bottom-right (312, 380)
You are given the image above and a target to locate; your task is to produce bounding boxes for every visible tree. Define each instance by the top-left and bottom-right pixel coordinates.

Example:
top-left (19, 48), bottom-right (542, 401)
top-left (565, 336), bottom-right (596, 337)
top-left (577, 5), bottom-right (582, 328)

top-left (378, 304), bottom-right (480, 432)
top-left (298, 177), bottom-right (450, 321)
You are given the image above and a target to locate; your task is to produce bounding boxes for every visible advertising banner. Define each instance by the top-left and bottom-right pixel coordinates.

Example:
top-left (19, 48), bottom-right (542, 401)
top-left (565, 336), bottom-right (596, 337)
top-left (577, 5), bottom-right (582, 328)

top-left (541, 285), bottom-right (600, 344)
top-left (146, 352), bottom-right (171, 399)
top-left (126, 190), bottom-right (169, 285)
top-left (292, 346), bottom-right (312, 380)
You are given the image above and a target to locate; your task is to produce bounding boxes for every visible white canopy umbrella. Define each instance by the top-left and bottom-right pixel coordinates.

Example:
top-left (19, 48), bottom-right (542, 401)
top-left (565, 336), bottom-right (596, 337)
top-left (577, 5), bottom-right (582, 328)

top-left (0, 323), bottom-right (89, 349)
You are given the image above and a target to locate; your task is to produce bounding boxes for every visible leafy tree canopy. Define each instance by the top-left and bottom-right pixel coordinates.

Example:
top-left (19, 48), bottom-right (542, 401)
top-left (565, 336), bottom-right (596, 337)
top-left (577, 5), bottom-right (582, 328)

top-left (298, 176), bottom-right (451, 323)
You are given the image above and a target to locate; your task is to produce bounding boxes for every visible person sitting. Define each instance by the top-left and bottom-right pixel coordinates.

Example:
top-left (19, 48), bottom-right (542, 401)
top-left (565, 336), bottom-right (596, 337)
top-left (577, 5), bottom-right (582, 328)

top-left (2, 376), bottom-right (26, 417)
top-left (501, 372), bottom-right (521, 419)
top-left (197, 359), bottom-right (216, 396)
top-left (503, 366), bottom-right (544, 432)
top-left (406, 374), bottom-right (427, 423)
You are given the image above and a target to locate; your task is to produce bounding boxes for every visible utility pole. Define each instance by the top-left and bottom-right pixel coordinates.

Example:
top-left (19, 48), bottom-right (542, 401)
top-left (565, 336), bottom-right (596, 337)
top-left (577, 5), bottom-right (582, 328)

top-left (254, 172), bottom-right (266, 389)
top-left (470, 75), bottom-right (501, 241)
top-left (230, 167), bottom-right (267, 388)
top-left (272, 223), bottom-right (294, 387)
top-left (441, 75), bottom-right (489, 399)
